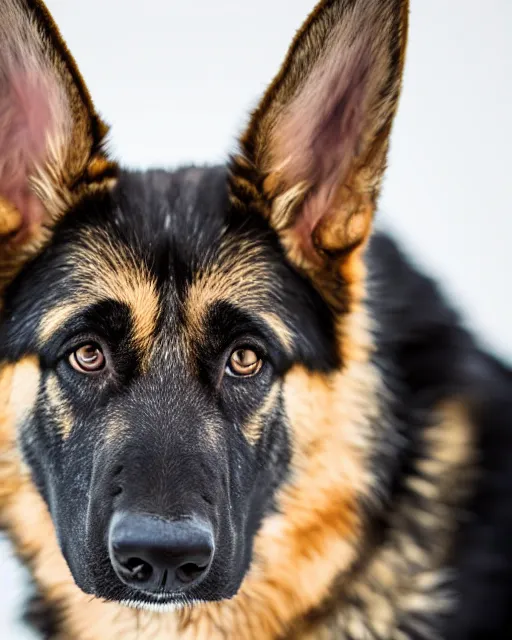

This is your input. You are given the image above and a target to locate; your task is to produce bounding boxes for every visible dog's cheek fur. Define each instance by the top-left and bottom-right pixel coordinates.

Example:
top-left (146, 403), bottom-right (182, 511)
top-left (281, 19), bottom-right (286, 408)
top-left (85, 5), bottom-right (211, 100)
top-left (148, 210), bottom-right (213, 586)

top-left (285, 399), bottom-right (475, 639)
top-left (0, 358), bottom-right (76, 630)
top-left (0, 356), bottom-right (91, 575)
top-left (0, 357), bottom-right (41, 507)
top-left (243, 363), bottom-right (374, 634)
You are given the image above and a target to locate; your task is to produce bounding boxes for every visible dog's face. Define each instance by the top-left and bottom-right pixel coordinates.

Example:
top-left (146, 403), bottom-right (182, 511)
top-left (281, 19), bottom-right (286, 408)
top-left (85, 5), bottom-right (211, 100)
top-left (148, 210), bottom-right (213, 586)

top-left (1, 167), bottom-right (338, 606)
top-left (0, 0), bottom-right (407, 611)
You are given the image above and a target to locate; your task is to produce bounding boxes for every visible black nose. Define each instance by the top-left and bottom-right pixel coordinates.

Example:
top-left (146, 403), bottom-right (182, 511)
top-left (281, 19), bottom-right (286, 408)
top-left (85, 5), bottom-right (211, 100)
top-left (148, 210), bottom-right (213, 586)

top-left (108, 512), bottom-right (214, 593)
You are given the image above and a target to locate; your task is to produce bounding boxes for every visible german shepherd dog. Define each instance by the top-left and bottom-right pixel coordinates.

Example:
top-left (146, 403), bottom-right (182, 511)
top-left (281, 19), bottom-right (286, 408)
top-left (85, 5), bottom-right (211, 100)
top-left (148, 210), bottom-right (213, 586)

top-left (0, 0), bottom-right (511, 638)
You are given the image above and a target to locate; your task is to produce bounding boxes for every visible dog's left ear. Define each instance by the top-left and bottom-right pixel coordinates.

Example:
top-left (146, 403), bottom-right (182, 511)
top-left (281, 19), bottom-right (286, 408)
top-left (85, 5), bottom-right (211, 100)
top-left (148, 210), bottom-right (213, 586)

top-left (0, 0), bottom-right (117, 287)
top-left (231, 0), bottom-right (408, 300)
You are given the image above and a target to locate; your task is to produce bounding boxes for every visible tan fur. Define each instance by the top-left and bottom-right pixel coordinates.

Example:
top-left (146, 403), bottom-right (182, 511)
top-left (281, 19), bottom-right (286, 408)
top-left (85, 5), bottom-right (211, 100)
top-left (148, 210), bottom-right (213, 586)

top-left (0, 196), bottom-right (22, 237)
top-left (243, 380), bottom-right (281, 444)
top-left (6, 355), bottom-right (41, 428)
top-left (0, 358), bottom-right (40, 506)
top-left (45, 374), bottom-right (73, 439)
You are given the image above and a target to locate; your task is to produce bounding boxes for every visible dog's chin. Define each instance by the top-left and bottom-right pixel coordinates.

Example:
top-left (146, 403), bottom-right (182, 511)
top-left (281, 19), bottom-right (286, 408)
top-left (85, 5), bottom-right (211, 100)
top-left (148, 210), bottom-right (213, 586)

top-left (102, 584), bottom-right (229, 613)
top-left (119, 596), bottom-right (201, 613)
top-left (91, 586), bottom-right (206, 613)
top-left (115, 585), bottom-right (237, 613)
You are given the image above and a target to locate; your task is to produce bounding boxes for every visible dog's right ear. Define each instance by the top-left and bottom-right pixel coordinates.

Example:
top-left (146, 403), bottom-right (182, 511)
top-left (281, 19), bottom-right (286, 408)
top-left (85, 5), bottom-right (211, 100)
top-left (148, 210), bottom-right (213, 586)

top-left (231, 0), bottom-right (408, 309)
top-left (0, 0), bottom-right (117, 287)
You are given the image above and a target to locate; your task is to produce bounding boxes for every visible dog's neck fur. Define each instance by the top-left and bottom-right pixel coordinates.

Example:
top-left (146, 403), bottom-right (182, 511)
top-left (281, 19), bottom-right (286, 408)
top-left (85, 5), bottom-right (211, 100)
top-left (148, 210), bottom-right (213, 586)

top-left (0, 273), bottom-right (473, 640)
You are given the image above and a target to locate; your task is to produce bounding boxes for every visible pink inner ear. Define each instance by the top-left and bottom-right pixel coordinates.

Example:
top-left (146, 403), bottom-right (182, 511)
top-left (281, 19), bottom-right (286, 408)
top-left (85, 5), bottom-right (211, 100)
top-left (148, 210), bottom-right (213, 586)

top-left (275, 35), bottom-right (372, 250)
top-left (0, 66), bottom-right (63, 235)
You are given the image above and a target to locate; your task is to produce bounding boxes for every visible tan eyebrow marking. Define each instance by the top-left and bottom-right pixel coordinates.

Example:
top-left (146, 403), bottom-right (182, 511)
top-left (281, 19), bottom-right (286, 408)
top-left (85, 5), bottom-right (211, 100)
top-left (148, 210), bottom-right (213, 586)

top-left (257, 311), bottom-right (293, 354)
top-left (38, 230), bottom-right (159, 369)
top-left (183, 236), bottom-right (293, 355)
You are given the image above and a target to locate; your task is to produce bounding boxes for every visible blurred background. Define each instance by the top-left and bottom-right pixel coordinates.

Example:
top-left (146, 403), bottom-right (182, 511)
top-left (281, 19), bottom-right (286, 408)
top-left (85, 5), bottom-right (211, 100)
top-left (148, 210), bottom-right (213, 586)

top-left (1, 0), bottom-right (510, 637)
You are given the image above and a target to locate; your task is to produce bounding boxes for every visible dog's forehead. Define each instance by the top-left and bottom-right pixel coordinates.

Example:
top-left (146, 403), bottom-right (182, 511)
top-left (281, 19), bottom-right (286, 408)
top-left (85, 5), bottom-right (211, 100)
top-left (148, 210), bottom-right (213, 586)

top-left (113, 165), bottom-right (230, 247)
top-left (110, 164), bottom-right (281, 305)
top-left (29, 164), bottom-right (296, 355)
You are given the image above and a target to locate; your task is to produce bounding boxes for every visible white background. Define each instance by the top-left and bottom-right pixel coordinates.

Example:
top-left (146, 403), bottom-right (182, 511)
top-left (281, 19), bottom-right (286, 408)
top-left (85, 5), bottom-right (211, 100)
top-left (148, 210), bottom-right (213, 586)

top-left (1, 1), bottom-right (510, 637)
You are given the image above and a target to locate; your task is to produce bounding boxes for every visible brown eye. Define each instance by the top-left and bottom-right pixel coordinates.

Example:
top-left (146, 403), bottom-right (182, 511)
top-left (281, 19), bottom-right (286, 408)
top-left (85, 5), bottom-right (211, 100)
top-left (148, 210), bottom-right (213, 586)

top-left (227, 348), bottom-right (263, 377)
top-left (69, 344), bottom-right (105, 373)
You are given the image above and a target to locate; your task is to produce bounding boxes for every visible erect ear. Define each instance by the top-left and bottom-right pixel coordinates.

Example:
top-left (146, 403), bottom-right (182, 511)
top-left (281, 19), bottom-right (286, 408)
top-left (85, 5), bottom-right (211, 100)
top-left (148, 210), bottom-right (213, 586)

top-left (0, 0), bottom-right (117, 285)
top-left (230, 0), bottom-right (408, 303)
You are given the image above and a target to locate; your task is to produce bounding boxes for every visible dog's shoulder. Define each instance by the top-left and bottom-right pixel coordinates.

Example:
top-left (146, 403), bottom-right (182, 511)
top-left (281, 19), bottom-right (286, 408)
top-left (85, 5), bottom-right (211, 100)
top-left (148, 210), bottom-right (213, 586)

top-left (368, 229), bottom-right (512, 638)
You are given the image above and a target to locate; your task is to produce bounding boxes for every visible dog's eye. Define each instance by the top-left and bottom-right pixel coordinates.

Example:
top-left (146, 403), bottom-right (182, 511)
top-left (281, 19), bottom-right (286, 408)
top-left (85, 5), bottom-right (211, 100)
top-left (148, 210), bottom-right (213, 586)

top-left (69, 343), bottom-right (105, 373)
top-left (227, 348), bottom-right (263, 377)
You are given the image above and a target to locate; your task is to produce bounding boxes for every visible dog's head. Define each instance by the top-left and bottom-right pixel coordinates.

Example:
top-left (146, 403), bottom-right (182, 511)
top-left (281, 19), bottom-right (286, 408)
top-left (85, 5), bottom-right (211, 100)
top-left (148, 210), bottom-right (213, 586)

top-left (0, 0), bottom-right (407, 612)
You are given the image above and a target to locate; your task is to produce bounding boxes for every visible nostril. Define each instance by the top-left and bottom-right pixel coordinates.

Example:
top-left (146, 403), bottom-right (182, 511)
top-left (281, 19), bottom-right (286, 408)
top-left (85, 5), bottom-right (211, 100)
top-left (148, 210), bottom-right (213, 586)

top-left (176, 562), bottom-right (208, 584)
top-left (121, 557), bottom-right (153, 583)
top-left (113, 465), bottom-right (124, 476)
top-left (111, 485), bottom-right (123, 497)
